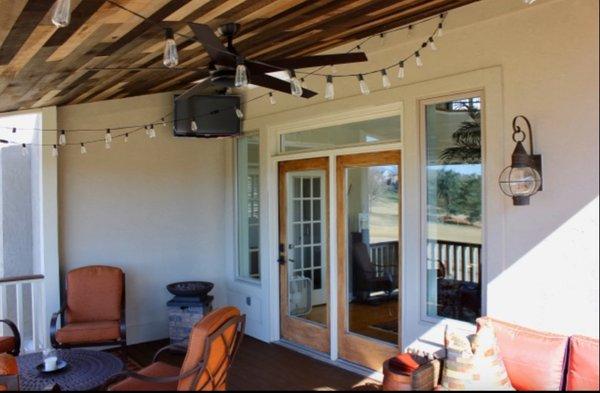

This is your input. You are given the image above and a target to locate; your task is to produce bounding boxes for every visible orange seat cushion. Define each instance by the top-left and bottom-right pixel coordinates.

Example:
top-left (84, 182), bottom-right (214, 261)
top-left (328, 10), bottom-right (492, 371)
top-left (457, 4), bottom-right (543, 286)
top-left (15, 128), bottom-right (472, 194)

top-left (477, 317), bottom-right (568, 391)
top-left (109, 362), bottom-right (180, 391)
top-left (566, 335), bottom-right (599, 391)
top-left (178, 307), bottom-right (240, 391)
top-left (55, 320), bottom-right (121, 345)
top-left (0, 337), bottom-right (15, 354)
top-left (66, 265), bottom-right (123, 323)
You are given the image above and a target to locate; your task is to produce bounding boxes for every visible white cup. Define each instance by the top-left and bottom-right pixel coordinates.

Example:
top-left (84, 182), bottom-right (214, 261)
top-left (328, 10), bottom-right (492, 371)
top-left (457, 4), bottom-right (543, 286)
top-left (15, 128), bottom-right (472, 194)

top-left (44, 355), bottom-right (58, 371)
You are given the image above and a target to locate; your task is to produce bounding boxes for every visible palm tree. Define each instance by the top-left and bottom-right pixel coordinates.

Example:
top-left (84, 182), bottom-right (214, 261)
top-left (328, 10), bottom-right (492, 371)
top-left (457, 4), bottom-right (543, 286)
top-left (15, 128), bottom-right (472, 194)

top-left (439, 103), bottom-right (481, 164)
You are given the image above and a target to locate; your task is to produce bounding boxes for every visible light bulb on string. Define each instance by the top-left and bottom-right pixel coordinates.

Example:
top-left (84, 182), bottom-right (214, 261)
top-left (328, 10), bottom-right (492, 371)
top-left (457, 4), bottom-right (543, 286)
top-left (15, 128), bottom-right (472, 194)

top-left (381, 69), bottom-right (391, 89)
top-left (21, 144), bottom-right (27, 157)
top-left (415, 51), bottom-right (423, 67)
top-left (289, 70), bottom-right (303, 97)
top-left (163, 28), bottom-right (178, 68)
top-left (105, 129), bottom-right (112, 149)
top-left (235, 58), bottom-right (248, 88)
top-left (379, 32), bottom-right (386, 47)
top-left (80, 143), bottom-right (87, 155)
top-left (357, 74), bottom-right (370, 95)
top-left (397, 61), bottom-right (405, 79)
top-left (523, 0), bottom-right (535, 4)
top-left (161, 117), bottom-right (167, 127)
top-left (428, 37), bottom-right (437, 51)
top-left (407, 24), bottom-right (414, 38)
top-left (52, 0), bottom-right (71, 28)
top-left (59, 130), bottom-right (67, 146)
top-left (300, 77), bottom-right (307, 89)
top-left (235, 108), bottom-right (244, 119)
top-left (268, 92), bottom-right (276, 105)
top-left (148, 124), bottom-right (156, 138)
top-left (191, 118), bottom-right (198, 132)
top-left (52, 145), bottom-right (59, 157)
top-left (437, 22), bottom-right (444, 37)
top-left (12, 127), bottom-right (16, 134)
top-left (124, 133), bottom-right (129, 143)
top-left (324, 75), bottom-right (334, 100)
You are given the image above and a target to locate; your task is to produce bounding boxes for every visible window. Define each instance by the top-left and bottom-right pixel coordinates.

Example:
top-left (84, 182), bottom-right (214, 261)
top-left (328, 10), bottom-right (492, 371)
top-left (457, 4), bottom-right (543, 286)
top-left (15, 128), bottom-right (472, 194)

top-left (424, 96), bottom-right (482, 323)
top-left (237, 134), bottom-right (260, 280)
top-left (280, 115), bottom-right (401, 153)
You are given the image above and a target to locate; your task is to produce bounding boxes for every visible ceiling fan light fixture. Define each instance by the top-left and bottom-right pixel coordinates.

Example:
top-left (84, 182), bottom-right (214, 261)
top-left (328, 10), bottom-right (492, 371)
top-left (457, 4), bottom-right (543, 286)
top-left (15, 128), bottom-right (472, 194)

top-left (235, 59), bottom-right (249, 88)
top-left (289, 70), bottom-right (303, 97)
top-left (163, 28), bottom-right (179, 68)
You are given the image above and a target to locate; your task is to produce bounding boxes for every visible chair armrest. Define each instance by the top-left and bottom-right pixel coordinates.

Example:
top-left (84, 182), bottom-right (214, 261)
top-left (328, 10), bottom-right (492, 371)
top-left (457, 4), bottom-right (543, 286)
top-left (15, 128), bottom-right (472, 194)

top-left (104, 362), bottom-right (203, 390)
top-left (152, 344), bottom-right (187, 363)
top-left (50, 304), bottom-right (66, 348)
top-left (0, 319), bottom-right (21, 356)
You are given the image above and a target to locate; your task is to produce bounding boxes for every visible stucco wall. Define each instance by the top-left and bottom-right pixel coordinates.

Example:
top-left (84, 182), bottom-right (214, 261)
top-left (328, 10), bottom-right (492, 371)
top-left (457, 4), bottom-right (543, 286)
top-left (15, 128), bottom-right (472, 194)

top-left (240, 0), bottom-right (599, 345)
top-left (57, 92), bottom-right (228, 344)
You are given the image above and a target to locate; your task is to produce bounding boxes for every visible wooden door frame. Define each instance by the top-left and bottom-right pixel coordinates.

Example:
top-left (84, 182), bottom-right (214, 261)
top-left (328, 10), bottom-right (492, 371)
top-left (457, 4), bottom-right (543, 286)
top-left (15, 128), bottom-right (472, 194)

top-left (336, 150), bottom-right (402, 371)
top-left (278, 157), bottom-right (330, 353)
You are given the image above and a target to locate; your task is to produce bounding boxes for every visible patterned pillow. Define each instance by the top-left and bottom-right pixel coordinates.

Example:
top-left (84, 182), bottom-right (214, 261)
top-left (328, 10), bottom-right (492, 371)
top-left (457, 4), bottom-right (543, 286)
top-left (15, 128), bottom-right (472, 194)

top-left (441, 321), bottom-right (514, 390)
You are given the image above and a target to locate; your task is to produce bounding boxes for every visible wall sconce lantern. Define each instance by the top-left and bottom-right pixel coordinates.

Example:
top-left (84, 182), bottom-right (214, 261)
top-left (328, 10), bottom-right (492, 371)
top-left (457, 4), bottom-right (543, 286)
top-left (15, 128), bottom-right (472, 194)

top-left (499, 115), bottom-right (543, 206)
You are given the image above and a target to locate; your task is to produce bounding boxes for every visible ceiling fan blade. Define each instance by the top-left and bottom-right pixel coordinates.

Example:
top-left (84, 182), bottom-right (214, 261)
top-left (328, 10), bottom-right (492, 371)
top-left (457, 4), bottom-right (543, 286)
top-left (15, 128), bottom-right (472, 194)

top-left (265, 52), bottom-right (368, 69)
top-left (188, 23), bottom-right (236, 66)
top-left (249, 74), bottom-right (317, 99)
top-left (175, 77), bottom-right (213, 102)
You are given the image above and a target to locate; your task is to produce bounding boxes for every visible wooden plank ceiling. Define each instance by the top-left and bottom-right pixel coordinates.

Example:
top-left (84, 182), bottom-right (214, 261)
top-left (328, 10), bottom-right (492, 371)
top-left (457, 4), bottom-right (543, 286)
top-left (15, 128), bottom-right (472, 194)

top-left (0, 0), bottom-right (476, 113)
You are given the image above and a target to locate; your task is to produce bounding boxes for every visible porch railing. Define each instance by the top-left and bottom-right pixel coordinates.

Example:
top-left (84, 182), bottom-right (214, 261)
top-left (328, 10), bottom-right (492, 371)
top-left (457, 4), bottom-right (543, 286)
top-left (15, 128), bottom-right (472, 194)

top-left (369, 241), bottom-right (399, 278)
top-left (426, 239), bottom-right (481, 284)
top-left (0, 274), bottom-right (46, 353)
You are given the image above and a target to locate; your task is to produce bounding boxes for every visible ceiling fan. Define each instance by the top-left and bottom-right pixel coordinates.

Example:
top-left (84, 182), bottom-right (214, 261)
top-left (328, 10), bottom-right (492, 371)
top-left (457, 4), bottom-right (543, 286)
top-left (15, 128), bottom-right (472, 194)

top-left (174, 22), bottom-right (368, 101)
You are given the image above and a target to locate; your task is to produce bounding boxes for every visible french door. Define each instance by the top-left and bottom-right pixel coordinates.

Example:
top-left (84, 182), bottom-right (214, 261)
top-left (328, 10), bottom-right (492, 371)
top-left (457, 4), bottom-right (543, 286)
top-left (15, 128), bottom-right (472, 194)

top-left (278, 158), bottom-right (329, 353)
top-left (336, 151), bottom-right (402, 371)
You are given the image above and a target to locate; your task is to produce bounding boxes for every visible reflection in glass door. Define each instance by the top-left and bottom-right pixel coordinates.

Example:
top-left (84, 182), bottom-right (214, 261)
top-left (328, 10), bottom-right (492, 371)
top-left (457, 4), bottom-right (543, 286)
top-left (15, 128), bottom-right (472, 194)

top-left (337, 151), bottom-right (401, 371)
top-left (278, 158), bottom-right (329, 354)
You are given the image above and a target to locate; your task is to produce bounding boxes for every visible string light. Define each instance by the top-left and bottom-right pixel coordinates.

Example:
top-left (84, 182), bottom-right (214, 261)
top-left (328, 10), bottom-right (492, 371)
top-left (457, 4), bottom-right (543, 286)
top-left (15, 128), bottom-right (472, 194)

top-left (105, 129), bottom-right (112, 149)
top-left (52, 145), bottom-right (59, 157)
top-left (80, 143), bottom-right (87, 154)
top-left (235, 58), bottom-right (248, 88)
top-left (289, 70), bottom-right (303, 97)
top-left (12, 127), bottom-right (16, 134)
top-left (163, 28), bottom-right (178, 68)
top-left (59, 130), bottom-right (67, 146)
top-left (428, 37), bottom-right (437, 51)
top-left (148, 124), bottom-right (156, 138)
top-left (268, 92), bottom-right (276, 105)
top-left (397, 61), bottom-right (405, 79)
top-left (324, 75), bottom-right (334, 100)
top-left (21, 144), bottom-right (27, 157)
top-left (523, 0), bottom-right (535, 4)
top-left (52, 0), bottom-right (71, 28)
top-left (235, 108), bottom-right (244, 119)
top-left (357, 74), bottom-right (370, 95)
top-left (407, 24), bottom-right (414, 37)
top-left (415, 51), bottom-right (423, 67)
top-left (124, 133), bottom-right (129, 143)
top-left (191, 118), bottom-right (198, 132)
top-left (161, 118), bottom-right (167, 127)
top-left (380, 69), bottom-right (391, 89)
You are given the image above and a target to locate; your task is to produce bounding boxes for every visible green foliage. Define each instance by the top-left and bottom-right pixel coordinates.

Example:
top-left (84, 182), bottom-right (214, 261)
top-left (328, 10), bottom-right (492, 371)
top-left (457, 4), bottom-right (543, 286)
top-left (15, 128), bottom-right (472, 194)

top-left (439, 103), bottom-right (481, 165)
top-left (428, 168), bottom-right (481, 223)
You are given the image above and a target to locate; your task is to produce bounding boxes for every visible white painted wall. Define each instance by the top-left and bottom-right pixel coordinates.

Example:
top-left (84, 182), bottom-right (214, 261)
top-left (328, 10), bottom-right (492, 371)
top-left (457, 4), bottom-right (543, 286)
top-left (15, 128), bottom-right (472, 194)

top-left (235, 0), bottom-right (599, 351)
top-left (57, 92), bottom-right (228, 344)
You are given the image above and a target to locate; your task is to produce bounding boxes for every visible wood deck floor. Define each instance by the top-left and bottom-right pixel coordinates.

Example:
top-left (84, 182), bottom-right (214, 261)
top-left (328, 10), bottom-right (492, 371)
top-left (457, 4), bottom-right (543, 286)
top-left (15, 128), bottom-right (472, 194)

top-left (124, 336), bottom-right (381, 391)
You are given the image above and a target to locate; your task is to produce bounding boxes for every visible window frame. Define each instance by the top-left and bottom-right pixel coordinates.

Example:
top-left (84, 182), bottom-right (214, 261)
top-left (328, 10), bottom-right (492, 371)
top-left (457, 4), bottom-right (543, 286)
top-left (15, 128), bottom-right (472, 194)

top-left (235, 131), bottom-right (262, 283)
top-left (418, 91), bottom-right (486, 330)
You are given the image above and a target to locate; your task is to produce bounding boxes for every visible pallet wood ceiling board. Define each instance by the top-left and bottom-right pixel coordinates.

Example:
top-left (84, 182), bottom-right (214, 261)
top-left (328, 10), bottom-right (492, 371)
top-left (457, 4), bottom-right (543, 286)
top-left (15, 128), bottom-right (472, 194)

top-left (0, 0), bottom-right (477, 112)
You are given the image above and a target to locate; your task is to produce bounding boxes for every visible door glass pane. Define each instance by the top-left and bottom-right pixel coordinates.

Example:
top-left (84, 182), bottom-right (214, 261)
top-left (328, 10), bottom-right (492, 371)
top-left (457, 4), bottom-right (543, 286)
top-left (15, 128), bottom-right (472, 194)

top-left (287, 171), bottom-right (327, 326)
top-left (346, 165), bottom-right (399, 345)
top-left (425, 97), bottom-right (482, 323)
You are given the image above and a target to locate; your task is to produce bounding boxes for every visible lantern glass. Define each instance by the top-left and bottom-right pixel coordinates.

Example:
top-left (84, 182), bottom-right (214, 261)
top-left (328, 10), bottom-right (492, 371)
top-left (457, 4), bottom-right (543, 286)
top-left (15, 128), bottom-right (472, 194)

top-left (499, 165), bottom-right (541, 197)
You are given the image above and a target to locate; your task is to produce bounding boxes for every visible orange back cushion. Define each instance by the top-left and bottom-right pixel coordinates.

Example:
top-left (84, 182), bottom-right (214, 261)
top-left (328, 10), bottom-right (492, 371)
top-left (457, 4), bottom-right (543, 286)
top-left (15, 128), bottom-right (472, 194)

top-left (178, 307), bottom-right (241, 391)
top-left (566, 335), bottom-right (599, 391)
top-left (477, 317), bottom-right (568, 391)
top-left (66, 265), bottom-right (124, 323)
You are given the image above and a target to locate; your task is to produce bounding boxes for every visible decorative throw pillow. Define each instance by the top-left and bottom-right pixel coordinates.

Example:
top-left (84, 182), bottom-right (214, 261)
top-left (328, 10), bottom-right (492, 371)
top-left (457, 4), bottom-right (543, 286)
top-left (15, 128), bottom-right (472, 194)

top-left (441, 321), bottom-right (514, 390)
